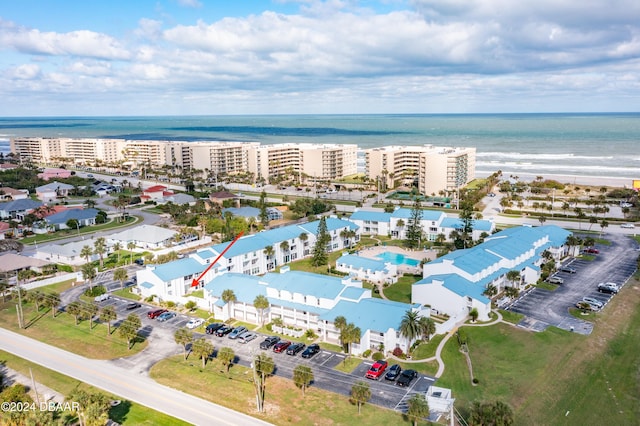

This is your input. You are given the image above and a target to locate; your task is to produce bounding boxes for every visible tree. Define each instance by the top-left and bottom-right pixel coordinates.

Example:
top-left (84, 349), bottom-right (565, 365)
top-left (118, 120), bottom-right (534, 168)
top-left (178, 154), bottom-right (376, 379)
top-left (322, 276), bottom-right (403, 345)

top-left (93, 237), bottom-right (107, 268)
top-left (483, 284), bottom-right (498, 298)
top-left (218, 347), bottom-right (235, 374)
top-left (406, 199), bottom-right (423, 249)
top-left (340, 323), bottom-right (361, 356)
top-left (259, 190), bottom-right (269, 227)
top-left (84, 198), bottom-right (96, 209)
top-left (469, 307), bottom-right (479, 322)
top-left (350, 381), bottom-right (371, 414)
top-left (459, 201), bottom-right (475, 248)
top-left (27, 289), bottom-right (44, 311)
top-left (85, 302), bottom-right (98, 330)
top-left (66, 218), bottom-right (79, 232)
top-left (334, 315), bottom-right (347, 333)
top-left (191, 337), bottom-right (214, 368)
top-left (81, 262), bottom-right (97, 289)
top-left (100, 305), bottom-right (117, 335)
top-left (254, 294), bottom-right (270, 327)
top-left (80, 245), bottom-right (93, 263)
top-left (252, 352), bottom-right (275, 413)
top-left (113, 267), bottom-right (128, 289)
top-left (118, 313), bottom-right (142, 350)
top-left (311, 216), bottom-right (331, 266)
top-left (127, 241), bottom-right (136, 264)
top-left (185, 300), bottom-right (197, 311)
top-left (399, 310), bottom-right (421, 346)
top-left (418, 316), bottom-right (436, 342)
top-left (112, 242), bottom-right (122, 263)
top-left (66, 301), bottom-right (83, 325)
top-left (468, 400), bottom-right (514, 426)
top-left (0, 280), bottom-right (8, 303)
top-left (174, 328), bottom-right (194, 360)
top-left (505, 270), bottom-right (521, 289)
top-left (293, 364), bottom-right (314, 396)
top-left (67, 388), bottom-right (110, 426)
top-left (221, 289), bottom-right (236, 319)
top-left (406, 393), bottom-right (430, 426)
top-left (43, 291), bottom-right (60, 318)
top-left (599, 219), bottom-right (609, 237)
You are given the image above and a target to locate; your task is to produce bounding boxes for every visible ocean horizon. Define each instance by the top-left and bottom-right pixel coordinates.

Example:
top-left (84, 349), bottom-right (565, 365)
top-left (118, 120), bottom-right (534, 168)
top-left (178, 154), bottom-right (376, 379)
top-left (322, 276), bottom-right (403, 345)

top-left (1, 113), bottom-right (639, 183)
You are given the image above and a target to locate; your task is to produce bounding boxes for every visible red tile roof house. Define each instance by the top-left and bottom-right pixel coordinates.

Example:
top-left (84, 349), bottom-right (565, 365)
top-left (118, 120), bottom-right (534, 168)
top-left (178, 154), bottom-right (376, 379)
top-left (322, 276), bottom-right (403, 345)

top-left (140, 185), bottom-right (174, 202)
top-left (0, 221), bottom-right (10, 240)
top-left (37, 168), bottom-right (72, 181)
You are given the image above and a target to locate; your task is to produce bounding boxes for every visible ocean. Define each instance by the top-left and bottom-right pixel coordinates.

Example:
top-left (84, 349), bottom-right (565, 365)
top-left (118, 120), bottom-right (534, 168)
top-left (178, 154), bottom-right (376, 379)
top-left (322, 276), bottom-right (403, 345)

top-left (0, 113), bottom-right (638, 183)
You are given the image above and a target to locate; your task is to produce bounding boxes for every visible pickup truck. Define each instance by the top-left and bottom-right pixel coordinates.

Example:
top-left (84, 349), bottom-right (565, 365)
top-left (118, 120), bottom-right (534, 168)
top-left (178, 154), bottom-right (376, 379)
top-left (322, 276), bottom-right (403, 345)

top-left (365, 360), bottom-right (388, 380)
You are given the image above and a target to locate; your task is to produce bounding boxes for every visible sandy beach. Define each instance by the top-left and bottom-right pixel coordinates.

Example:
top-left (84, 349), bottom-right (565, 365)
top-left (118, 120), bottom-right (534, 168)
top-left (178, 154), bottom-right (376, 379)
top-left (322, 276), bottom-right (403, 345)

top-left (476, 171), bottom-right (635, 189)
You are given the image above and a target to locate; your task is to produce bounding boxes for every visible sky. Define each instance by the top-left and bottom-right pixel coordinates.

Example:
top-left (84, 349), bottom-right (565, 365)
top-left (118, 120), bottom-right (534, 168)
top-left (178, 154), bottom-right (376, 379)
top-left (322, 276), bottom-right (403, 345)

top-left (0, 0), bottom-right (639, 116)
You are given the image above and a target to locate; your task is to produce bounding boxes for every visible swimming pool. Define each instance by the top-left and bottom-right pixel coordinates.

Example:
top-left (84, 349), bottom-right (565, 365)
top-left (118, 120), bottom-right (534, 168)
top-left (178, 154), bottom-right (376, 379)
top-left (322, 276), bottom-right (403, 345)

top-left (376, 251), bottom-right (420, 267)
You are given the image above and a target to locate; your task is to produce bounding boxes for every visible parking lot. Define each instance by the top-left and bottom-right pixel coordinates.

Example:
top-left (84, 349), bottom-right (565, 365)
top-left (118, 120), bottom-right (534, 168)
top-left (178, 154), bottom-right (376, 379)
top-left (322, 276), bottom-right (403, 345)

top-left (94, 295), bottom-right (435, 412)
top-left (508, 233), bottom-right (638, 335)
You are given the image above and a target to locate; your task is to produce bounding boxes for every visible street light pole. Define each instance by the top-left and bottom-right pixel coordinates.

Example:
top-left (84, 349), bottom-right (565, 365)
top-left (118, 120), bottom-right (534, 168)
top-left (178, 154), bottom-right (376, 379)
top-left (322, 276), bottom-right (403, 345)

top-left (76, 221), bottom-right (80, 235)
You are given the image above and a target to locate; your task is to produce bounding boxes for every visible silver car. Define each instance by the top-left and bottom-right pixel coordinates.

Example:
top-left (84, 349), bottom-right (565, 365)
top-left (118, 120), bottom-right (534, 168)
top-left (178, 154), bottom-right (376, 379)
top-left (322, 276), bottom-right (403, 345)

top-left (238, 332), bottom-right (257, 344)
top-left (582, 297), bottom-right (604, 309)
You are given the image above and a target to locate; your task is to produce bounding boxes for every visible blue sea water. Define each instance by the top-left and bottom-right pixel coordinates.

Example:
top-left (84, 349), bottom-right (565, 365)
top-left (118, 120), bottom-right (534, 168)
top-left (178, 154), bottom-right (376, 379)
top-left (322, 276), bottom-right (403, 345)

top-left (376, 251), bottom-right (420, 267)
top-left (0, 113), bottom-right (638, 181)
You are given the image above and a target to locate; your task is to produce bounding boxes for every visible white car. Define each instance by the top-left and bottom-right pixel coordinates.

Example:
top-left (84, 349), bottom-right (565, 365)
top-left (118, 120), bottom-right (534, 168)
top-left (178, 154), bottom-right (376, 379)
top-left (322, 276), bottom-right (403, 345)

top-left (186, 318), bottom-right (205, 329)
top-left (620, 223), bottom-right (635, 229)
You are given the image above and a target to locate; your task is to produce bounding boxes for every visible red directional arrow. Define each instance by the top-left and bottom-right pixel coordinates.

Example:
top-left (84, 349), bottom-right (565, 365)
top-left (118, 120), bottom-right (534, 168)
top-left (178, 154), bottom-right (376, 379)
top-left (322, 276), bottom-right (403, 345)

top-left (191, 231), bottom-right (244, 287)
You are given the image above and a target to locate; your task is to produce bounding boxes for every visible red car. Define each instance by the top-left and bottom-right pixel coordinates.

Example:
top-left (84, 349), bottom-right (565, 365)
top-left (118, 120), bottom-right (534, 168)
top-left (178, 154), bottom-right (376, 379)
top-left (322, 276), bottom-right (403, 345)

top-left (584, 247), bottom-right (599, 254)
top-left (365, 360), bottom-right (388, 380)
top-left (147, 308), bottom-right (167, 319)
top-left (272, 341), bottom-right (291, 353)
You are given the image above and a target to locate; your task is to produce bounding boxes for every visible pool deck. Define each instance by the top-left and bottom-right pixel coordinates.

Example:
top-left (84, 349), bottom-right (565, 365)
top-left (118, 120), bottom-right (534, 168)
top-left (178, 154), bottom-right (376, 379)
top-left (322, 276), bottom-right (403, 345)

top-left (357, 245), bottom-right (437, 275)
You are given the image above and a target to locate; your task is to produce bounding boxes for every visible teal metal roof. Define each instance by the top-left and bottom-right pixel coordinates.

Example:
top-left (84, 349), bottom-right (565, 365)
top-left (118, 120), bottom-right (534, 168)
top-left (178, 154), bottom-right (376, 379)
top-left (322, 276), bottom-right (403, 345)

top-left (152, 258), bottom-right (205, 282)
top-left (349, 210), bottom-right (392, 222)
top-left (203, 273), bottom-right (266, 304)
top-left (337, 254), bottom-right (390, 273)
top-left (261, 271), bottom-right (347, 299)
top-left (320, 298), bottom-right (419, 336)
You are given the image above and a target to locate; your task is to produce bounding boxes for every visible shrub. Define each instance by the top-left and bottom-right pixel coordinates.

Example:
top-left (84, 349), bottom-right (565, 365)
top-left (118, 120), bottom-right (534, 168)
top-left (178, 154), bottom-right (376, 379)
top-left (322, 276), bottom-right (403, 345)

top-left (166, 301), bottom-right (176, 308)
top-left (184, 301), bottom-right (197, 311)
top-left (372, 352), bottom-right (384, 361)
top-left (144, 296), bottom-right (155, 303)
top-left (305, 329), bottom-right (318, 339)
top-left (265, 323), bottom-right (273, 332)
top-left (362, 349), bottom-right (372, 358)
top-left (472, 378), bottom-right (479, 384)
top-left (83, 285), bottom-right (106, 297)
top-left (392, 347), bottom-right (405, 358)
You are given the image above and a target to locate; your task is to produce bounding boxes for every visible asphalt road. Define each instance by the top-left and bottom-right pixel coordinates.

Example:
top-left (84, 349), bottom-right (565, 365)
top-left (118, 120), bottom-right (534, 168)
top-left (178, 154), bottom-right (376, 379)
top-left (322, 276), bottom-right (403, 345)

top-left (0, 328), bottom-right (271, 426)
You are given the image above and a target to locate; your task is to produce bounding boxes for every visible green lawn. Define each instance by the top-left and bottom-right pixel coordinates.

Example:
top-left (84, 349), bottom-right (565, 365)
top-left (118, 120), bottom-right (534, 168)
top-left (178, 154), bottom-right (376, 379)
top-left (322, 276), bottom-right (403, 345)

top-left (382, 274), bottom-right (421, 304)
top-left (333, 356), bottom-right (362, 373)
top-left (0, 350), bottom-right (190, 426)
top-left (497, 309), bottom-right (524, 324)
top-left (21, 216), bottom-right (139, 245)
top-left (535, 282), bottom-right (559, 291)
top-left (411, 334), bottom-right (445, 360)
top-left (150, 355), bottom-right (414, 425)
top-left (111, 288), bottom-right (141, 300)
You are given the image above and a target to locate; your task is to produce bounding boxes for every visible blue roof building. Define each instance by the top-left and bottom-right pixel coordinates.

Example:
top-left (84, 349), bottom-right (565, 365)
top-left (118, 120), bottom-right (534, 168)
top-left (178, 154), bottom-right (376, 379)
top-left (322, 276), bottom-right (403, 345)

top-left (0, 199), bottom-right (43, 220)
top-left (44, 208), bottom-right (99, 229)
top-left (335, 254), bottom-right (398, 284)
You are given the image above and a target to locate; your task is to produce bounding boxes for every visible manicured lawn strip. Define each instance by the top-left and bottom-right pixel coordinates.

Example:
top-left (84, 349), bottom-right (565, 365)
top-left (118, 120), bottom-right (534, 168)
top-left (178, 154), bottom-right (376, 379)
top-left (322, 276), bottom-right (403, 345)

top-left (333, 356), bottom-right (362, 373)
top-left (286, 250), bottom-right (345, 275)
top-left (150, 355), bottom-right (410, 425)
top-left (0, 350), bottom-right (189, 426)
top-left (568, 307), bottom-right (597, 321)
top-left (535, 282), bottom-right (558, 291)
top-left (497, 309), bottom-right (524, 324)
top-left (111, 288), bottom-right (141, 300)
top-left (411, 334), bottom-right (445, 360)
top-left (394, 360), bottom-right (439, 377)
top-left (21, 216), bottom-right (138, 245)
top-left (0, 301), bottom-right (147, 359)
top-left (382, 274), bottom-right (420, 304)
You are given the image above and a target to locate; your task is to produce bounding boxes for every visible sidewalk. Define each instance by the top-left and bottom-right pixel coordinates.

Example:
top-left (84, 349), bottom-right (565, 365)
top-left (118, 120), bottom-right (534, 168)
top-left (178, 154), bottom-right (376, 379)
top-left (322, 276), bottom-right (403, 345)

top-left (0, 365), bottom-right (65, 403)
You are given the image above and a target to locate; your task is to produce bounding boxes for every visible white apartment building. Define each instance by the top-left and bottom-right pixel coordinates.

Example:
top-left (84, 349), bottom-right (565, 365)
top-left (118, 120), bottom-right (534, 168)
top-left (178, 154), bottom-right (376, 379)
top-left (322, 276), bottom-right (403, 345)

top-left (11, 137), bottom-right (126, 165)
top-left (365, 145), bottom-right (476, 195)
top-left (189, 141), bottom-right (259, 176)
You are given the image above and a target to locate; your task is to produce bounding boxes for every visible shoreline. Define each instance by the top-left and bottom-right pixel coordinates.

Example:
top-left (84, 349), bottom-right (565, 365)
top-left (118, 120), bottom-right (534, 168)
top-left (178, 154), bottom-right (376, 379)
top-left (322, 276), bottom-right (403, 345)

top-left (475, 171), bottom-right (635, 189)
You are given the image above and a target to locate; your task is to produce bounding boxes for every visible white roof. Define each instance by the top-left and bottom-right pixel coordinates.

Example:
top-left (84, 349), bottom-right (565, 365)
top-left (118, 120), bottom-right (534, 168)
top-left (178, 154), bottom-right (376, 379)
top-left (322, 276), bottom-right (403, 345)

top-left (108, 224), bottom-right (177, 244)
top-left (37, 240), bottom-right (95, 258)
top-left (0, 253), bottom-right (51, 272)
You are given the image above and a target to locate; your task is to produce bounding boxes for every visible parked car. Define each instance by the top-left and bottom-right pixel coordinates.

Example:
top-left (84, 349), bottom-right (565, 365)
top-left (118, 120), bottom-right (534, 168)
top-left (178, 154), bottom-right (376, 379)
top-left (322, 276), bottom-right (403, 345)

top-left (559, 266), bottom-right (577, 274)
top-left (385, 364), bottom-right (402, 381)
top-left (365, 360), bottom-right (388, 380)
top-left (286, 342), bottom-right (306, 356)
top-left (584, 247), bottom-right (599, 254)
top-left (396, 369), bottom-right (418, 387)
top-left (620, 223), bottom-right (635, 229)
top-left (301, 343), bottom-right (320, 358)
top-left (215, 325), bottom-right (233, 337)
top-left (576, 301), bottom-right (597, 311)
top-left (273, 341), bottom-right (292, 353)
top-left (238, 332), bottom-right (258, 344)
top-left (259, 336), bottom-right (280, 350)
top-left (134, 258), bottom-right (144, 265)
top-left (582, 297), bottom-right (604, 309)
top-left (94, 293), bottom-right (110, 302)
top-left (186, 318), bottom-right (205, 329)
top-left (547, 276), bottom-right (564, 285)
top-left (228, 326), bottom-right (248, 339)
top-left (147, 309), bottom-right (167, 319)
top-left (597, 282), bottom-right (619, 294)
top-left (157, 311), bottom-right (176, 322)
top-left (125, 302), bottom-right (141, 310)
top-left (205, 323), bottom-right (224, 334)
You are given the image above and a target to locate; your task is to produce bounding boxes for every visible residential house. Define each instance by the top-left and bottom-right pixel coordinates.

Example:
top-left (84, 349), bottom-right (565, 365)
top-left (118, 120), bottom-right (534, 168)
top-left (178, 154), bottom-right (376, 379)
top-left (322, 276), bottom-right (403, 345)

top-left (335, 254), bottom-right (398, 284)
top-left (34, 240), bottom-right (100, 266)
top-left (35, 181), bottom-right (75, 203)
top-left (0, 187), bottom-right (29, 201)
top-left (0, 222), bottom-right (10, 239)
top-left (108, 224), bottom-right (178, 250)
top-left (43, 208), bottom-right (99, 231)
top-left (163, 193), bottom-right (196, 206)
top-left (0, 253), bottom-right (52, 276)
top-left (37, 168), bottom-right (72, 181)
top-left (222, 206), bottom-right (283, 221)
top-left (0, 199), bottom-right (43, 220)
top-left (413, 225), bottom-right (571, 322)
top-left (140, 185), bottom-right (173, 202)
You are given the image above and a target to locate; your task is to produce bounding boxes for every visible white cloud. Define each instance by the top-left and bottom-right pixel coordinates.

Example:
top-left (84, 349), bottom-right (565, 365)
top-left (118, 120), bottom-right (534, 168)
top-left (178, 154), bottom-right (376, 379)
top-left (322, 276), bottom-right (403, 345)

top-left (8, 63), bottom-right (40, 79)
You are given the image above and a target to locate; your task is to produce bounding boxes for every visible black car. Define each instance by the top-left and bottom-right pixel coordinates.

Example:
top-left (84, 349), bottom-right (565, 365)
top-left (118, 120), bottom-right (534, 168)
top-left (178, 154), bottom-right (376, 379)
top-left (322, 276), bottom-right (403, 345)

top-left (385, 364), bottom-right (402, 381)
top-left (215, 325), bottom-right (233, 337)
top-left (205, 323), bottom-right (224, 334)
top-left (396, 369), bottom-right (418, 387)
top-left (301, 343), bottom-right (320, 359)
top-left (559, 266), bottom-right (577, 274)
top-left (286, 342), bottom-right (306, 356)
top-left (259, 336), bottom-right (280, 350)
top-left (134, 258), bottom-right (144, 266)
top-left (125, 302), bottom-right (141, 310)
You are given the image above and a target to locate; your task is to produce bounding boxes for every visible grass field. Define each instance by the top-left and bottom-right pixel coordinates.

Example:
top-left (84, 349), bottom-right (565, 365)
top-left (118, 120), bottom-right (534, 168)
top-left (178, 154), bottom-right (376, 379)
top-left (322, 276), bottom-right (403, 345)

top-left (150, 355), bottom-right (418, 425)
top-left (438, 277), bottom-right (640, 425)
top-left (0, 350), bottom-right (189, 426)
top-left (382, 274), bottom-right (421, 304)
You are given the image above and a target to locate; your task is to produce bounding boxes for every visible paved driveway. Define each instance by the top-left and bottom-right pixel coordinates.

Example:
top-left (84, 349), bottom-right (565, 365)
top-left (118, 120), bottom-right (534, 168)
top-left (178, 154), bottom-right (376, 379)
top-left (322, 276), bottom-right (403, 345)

top-left (508, 232), bottom-right (637, 334)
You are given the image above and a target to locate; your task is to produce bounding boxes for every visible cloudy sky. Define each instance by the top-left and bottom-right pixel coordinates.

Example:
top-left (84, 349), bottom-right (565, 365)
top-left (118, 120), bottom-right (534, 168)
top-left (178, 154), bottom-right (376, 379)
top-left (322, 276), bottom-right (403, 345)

top-left (1, 0), bottom-right (639, 116)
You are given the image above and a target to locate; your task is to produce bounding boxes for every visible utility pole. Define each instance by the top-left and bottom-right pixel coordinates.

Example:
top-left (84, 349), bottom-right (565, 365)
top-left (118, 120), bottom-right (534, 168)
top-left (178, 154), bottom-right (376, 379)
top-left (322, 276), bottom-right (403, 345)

top-left (16, 273), bottom-right (24, 329)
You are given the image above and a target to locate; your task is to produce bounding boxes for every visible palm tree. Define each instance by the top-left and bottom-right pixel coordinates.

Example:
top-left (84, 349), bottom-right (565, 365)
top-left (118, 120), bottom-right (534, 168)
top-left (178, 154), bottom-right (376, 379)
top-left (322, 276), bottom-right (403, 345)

top-left (100, 305), bottom-right (117, 335)
top-left (113, 268), bottom-right (128, 289)
top-left (43, 292), bottom-right (60, 318)
top-left (174, 328), bottom-right (193, 360)
top-left (80, 245), bottom-right (93, 263)
top-left (418, 316), bottom-right (436, 342)
top-left (93, 237), bottom-right (107, 269)
top-left (0, 280), bottom-right (8, 303)
top-left (218, 347), bottom-right (235, 374)
top-left (599, 219), bottom-right (609, 237)
top-left (264, 245), bottom-right (275, 269)
top-left (66, 301), bottom-right (83, 325)
top-left (119, 313), bottom-right (142, 350)
top-left (406, 393), bottom-right (430, 426)
top-left (505, 270), bottom-right (521, 289)
top-left (221, 289), bottom-right (236, 319)
top-left (341, 323), bottom-right (361, 355)
top-left (86, 302), bottom-right (98, 330)
top-left (127, 241), bottom-right (136, 264)
top-left (191, 338), bottom-right (214, 368)
top-left (293, 365), bottom-right (314, 396)
top-left (112, 242), bottom-right (122, 264)
top-left (27, 289), bottom-right (44, 311)
top-left (468, 400), bottom-right (514, 426)
top-left (81, 263), bottom-right (97, 289)
top-left (252, 352), bottom-right (275, 413)
top-left (253, 294), bottom-right (270, 327)
top-left (350, 381), bottom-right (371, 414)
top-left (334, 315), bottom-right (347, 333)
top-left (399, 310), bottom-right (421, 347)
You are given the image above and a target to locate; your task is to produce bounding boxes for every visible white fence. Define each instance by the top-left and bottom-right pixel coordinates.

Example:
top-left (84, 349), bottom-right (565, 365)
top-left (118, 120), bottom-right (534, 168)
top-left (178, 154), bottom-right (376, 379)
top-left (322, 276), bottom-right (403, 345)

top-left (21, 272), bottom-right (82, 290)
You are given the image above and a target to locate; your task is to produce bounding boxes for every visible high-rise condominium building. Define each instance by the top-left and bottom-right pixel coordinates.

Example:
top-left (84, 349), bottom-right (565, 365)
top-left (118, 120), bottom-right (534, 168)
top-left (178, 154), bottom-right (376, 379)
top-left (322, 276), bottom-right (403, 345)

top-left (365, 145), bottom-right (476, 195)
